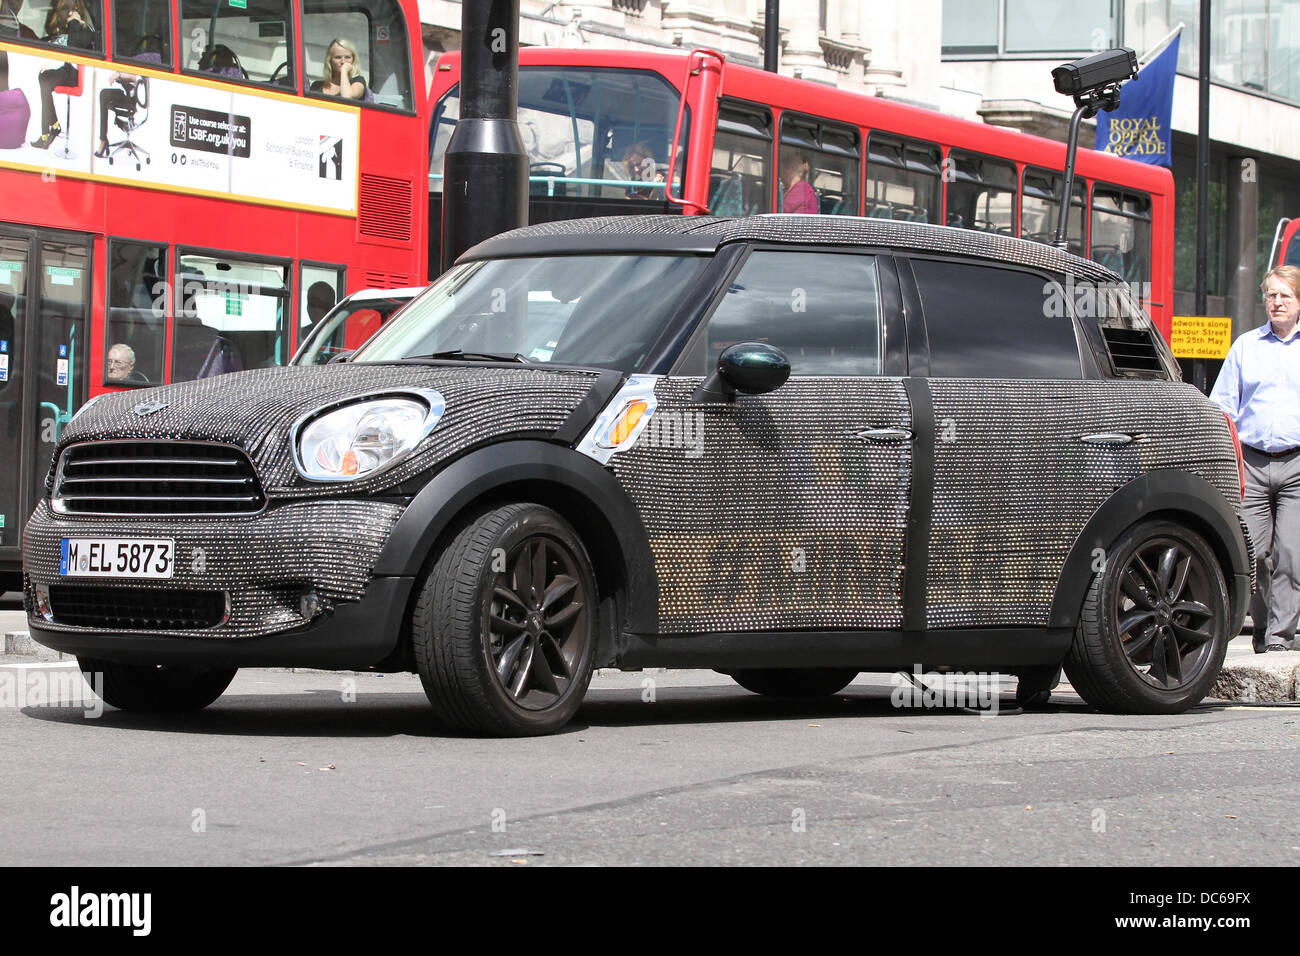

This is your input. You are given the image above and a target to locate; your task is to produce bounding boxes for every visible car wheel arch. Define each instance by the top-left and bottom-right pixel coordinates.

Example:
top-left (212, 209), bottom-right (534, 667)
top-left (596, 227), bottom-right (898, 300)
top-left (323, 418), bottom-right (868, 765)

top-left (1048, 469), bottom-right (1251, 634)
top-left (374, 440), bottom-right (658, 655)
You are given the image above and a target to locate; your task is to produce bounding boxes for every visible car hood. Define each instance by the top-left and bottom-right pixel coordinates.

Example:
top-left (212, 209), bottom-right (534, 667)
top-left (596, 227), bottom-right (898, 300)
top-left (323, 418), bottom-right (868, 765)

top-left (54, 363), bottom-right (607, 498)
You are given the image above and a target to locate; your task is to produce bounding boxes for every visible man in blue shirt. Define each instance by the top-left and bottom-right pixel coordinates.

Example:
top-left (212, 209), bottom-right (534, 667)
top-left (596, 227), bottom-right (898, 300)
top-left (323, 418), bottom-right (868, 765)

top-left (1210, 265), bottom-right (1300, 652)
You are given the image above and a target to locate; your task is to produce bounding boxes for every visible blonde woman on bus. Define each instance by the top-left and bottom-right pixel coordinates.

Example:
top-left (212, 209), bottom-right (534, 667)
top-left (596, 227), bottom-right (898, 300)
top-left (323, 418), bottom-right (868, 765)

top-left (311, 38), bottom-right (367, 100)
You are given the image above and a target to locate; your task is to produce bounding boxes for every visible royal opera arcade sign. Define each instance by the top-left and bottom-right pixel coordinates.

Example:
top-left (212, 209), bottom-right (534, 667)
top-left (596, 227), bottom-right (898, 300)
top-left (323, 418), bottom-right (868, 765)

top-left (1095, 35), bottom-right (1179, 169)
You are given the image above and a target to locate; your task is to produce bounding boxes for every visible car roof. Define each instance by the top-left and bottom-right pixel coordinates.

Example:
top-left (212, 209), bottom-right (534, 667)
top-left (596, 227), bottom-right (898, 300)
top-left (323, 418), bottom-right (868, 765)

top-left (460, 214), bottom-right (1126, 286)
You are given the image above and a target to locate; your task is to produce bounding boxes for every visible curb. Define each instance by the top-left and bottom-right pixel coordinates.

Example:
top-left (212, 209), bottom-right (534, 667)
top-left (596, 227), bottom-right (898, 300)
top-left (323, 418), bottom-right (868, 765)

top-left (1212, 654), bottom-right (1300, 702)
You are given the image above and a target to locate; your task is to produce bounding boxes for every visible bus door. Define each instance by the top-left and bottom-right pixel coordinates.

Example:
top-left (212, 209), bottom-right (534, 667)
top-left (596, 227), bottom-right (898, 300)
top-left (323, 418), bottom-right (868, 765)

top-left (0, 227), bottom-right (90, 591)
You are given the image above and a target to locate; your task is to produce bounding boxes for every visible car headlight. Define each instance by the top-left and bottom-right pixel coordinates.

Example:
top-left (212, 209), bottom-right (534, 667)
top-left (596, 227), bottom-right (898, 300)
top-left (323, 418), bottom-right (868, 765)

top-left (293, 389), bottom-right (446, 482)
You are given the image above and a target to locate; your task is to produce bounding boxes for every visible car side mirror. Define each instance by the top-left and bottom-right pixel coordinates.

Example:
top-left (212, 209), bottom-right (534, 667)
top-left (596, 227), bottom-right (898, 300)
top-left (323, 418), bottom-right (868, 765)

top-left (692, 342), bottom-right (791, 403)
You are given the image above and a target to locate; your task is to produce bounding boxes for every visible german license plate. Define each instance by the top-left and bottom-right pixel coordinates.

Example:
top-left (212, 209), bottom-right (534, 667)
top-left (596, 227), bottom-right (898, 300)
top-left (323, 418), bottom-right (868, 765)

top-left (59, 538), bottom-right (175, 578)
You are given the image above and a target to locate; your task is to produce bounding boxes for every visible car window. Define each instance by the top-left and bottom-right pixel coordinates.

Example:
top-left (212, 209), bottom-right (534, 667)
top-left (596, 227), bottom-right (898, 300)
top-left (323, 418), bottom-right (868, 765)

top-left (910, 258), bottom-right (1082, 379)
top-left (705, 251), bottom-right (882, 375)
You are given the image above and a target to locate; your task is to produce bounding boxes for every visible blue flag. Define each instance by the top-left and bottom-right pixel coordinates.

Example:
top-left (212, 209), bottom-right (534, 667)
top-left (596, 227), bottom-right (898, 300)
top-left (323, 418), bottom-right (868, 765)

top-left (1095, 34), bottom-right (1179, 166)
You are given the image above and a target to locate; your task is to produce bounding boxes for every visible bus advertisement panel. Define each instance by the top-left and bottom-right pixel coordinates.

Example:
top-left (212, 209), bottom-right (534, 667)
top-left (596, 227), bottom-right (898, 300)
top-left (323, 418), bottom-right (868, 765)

top-left (1, 48), bottom-right (358, 214)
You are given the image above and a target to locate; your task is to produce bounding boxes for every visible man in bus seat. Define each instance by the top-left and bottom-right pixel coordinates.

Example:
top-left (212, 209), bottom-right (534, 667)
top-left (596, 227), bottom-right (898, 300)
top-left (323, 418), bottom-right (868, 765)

top-left (1211, 265), bottom-right (1300, 652)
top-left (105, 342), bottom-right (146, 385)
top-left (303, 281), bottom-right (336, 336)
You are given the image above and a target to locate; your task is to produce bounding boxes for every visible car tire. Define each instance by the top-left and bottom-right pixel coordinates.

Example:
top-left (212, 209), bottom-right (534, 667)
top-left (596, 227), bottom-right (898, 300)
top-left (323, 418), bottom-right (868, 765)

top-left (76, 658), bottom-right (236, 712)
top-left (729, 668), bottom-right (858, 698)
top-left (1064, 520), bottom-right (1229, 714)
top-left (412, 503), bottom-right (598, 736)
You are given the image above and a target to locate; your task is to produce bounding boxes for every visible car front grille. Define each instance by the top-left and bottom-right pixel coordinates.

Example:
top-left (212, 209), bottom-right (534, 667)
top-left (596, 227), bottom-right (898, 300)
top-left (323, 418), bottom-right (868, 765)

top-left (53, 441), bottom-right (265, 515)
top-left (48, 585), bottom-right (229, 630)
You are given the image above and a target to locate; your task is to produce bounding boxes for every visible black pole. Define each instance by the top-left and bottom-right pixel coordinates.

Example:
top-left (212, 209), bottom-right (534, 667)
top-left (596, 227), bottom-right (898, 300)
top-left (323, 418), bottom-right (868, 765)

top-left (439, 0), bottom-right (528, 275)
top-left (1055, 105), bottom-right (1089, 249)
top-left (1193, 0), bottom-right (1211, 392)
top-left (764, 0), bottom-right (779, 72)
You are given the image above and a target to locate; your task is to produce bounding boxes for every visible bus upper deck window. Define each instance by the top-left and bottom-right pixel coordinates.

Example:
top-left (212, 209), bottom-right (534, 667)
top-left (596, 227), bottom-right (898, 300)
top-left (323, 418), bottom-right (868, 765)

top-left (302, 0), bottom-right (414, 110)
top-left (112, 0), bottom-right (170, 66)
top-left (181, 0), bottom-right (294, 88)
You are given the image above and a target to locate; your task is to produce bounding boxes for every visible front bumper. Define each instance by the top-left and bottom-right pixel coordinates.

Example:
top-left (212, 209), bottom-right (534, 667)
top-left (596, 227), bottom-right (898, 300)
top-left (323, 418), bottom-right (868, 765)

top-left (23, 498), bottom-right (404, 641)
top-left (28, 575), bottom-right (413, 669)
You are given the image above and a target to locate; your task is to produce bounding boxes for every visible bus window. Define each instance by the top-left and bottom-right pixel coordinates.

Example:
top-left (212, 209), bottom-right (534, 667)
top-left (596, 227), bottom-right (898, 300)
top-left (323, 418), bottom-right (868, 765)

top-left (431, 68), bottom-right (689, 203)
top-left (112, 0), bottom-right (170, 65)
top-left (778, 115), bottom-right (859, 216)
top-left (105, 239), bottom-right (165, 386)
top-left (301, 0), bottom-right (413, 110)
top-left (864, 135), bottom-right (940, 224)
top-left (20, 0), bottom-right (103, 52)
top-left (1091, 186), bottom-right (1152, 290)
top-left (171, 251), bottom-right (289, 381)
top-left (1021, 167), bottom-right (1085, 256)
top-left (299, 262), bottom-right (343, 340)
top-left (181, 0), bottom-right (294, 88)
top-left (946, 150), bottom-right (1016, 235)
top-left (710, 101), bottom-right (771, 216)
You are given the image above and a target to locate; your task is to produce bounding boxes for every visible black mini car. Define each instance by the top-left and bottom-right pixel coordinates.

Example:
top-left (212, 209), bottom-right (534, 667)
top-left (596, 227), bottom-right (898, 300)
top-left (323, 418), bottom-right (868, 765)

top-left (23, 216), bottom-right (1252, 734)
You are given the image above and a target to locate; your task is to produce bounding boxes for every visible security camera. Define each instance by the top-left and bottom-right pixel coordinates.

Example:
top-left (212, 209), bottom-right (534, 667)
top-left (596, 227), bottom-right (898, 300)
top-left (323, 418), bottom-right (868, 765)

top-left (1051, 47), bottom-right (1138, 98)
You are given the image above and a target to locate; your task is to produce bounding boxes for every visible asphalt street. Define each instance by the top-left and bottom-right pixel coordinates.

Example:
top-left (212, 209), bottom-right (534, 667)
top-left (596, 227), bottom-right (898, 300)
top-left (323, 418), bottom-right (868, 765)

top-left (2, 607), bottom-right (1296, 866)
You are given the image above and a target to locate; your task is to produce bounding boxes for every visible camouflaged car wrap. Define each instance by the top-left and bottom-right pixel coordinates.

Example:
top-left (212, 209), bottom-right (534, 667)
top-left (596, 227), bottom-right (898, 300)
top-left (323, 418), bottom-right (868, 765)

top-left (610, 376), bottom-right (1242, 634)
top-left (467, 215), bottom-right (1126, 287)
top-left (30, 364), bottom-right (601, 638)
top-left (609, 376), bottom-right (914, 633)
top-left (51, 364), bottom-right (601, 499)
top-left (23, 498), bottom-right (403, 638)
top-left (925, 379), bottom-right (1243, 627)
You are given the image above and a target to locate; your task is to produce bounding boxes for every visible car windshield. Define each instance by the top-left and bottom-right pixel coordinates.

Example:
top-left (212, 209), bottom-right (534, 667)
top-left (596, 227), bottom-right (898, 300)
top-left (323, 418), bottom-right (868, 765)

top-left (353, 254), bottom-right (708, 371)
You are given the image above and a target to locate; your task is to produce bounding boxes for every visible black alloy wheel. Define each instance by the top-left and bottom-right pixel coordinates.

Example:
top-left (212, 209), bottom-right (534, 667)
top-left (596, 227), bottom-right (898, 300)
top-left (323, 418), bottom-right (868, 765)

top-left (1065, 521), bottom-right (1229, 714)
top-left (413, 503), bottom-right (598, 736)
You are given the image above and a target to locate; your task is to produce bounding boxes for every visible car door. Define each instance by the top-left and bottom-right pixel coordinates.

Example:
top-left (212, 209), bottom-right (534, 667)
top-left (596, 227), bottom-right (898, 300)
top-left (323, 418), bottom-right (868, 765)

top-left (607, 246), bottom-right (912, 634)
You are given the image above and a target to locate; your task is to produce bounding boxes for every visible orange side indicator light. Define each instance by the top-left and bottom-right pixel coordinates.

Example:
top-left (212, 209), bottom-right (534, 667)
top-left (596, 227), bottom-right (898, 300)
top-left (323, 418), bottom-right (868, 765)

top-left (610, 400), bottom-right (649, 446)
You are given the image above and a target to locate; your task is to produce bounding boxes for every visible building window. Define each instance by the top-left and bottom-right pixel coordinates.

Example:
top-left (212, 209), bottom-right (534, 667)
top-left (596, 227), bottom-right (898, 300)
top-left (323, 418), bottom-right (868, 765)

top-left (942, 0), bottom-right (1114, 55)
top-left (1126, 1), bottom-right (1300, 104)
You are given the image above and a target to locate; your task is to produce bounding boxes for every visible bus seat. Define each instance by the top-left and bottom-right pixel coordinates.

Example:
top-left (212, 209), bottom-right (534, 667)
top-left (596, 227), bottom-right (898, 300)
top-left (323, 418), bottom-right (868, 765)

top-left (710, 175), bottom-right (745, 216)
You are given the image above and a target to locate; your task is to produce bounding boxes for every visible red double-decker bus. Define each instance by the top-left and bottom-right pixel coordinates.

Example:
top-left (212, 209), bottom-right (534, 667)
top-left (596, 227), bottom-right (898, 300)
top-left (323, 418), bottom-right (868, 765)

top-left (429, 47), bottom-right (1173, 330)
top-left (0, 0), bottom-right (427, 588)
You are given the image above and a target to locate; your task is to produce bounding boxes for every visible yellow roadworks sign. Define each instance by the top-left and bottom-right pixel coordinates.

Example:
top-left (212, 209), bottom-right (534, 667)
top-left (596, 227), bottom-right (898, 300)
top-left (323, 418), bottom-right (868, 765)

top-left (1170, 315), bottom-right (1233, 359)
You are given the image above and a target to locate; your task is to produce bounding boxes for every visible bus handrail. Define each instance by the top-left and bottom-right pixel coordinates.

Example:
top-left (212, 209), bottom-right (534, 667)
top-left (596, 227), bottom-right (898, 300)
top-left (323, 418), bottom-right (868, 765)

top-left (1269, 217), bottom-right (1291, 269)
top-left (665, 48), bottom-right (726, 214)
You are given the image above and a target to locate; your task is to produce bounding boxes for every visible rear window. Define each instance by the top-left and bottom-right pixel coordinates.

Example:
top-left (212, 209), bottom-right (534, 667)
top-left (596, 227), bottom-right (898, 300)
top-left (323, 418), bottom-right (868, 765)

top-left (910, 258), bottom-right (1082, 379)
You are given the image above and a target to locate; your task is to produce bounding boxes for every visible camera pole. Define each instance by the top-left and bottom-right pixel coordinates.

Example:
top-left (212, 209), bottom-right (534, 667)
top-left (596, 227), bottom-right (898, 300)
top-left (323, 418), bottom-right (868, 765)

top-left (1050, 48), bottom-right (1138, 250)
top-left (1055, 88), bottom-right (1120, 249)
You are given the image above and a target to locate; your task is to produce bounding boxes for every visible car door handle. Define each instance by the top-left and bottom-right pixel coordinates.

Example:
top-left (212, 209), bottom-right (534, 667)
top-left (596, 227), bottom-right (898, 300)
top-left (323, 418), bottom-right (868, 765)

top-left (1078, 432), bottom-right (1149, 446)
top-left (856, 427), bottom-right (914, 443)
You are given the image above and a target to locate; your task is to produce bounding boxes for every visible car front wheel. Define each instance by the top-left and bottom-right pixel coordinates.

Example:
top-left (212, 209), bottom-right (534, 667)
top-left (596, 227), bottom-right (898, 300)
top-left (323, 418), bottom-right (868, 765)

top-left (76, 658), bottom-right (236, 712)
top-left (1064, 521), bottom-right (1229, 714)
top-left (412, 503), bottom-right (598, 736)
